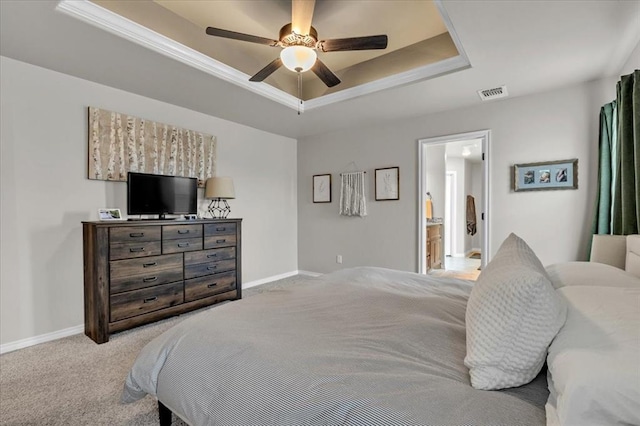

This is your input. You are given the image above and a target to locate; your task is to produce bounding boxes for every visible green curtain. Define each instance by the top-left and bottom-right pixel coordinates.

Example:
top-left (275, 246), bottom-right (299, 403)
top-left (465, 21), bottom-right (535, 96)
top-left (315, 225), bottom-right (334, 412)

top-left (592, 101), bottom-right (617, 235)
top-left (612, 70), bottom-right (640, 235)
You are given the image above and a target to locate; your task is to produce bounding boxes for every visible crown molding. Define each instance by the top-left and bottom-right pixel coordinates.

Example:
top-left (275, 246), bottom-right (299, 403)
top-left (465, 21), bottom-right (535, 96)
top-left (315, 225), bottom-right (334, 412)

top-left (304, 55), bottom-right (470, 111)
top-left (57, 0), bottom-right (469, 113)
top-left (56, 0), bottom-right (300, 110)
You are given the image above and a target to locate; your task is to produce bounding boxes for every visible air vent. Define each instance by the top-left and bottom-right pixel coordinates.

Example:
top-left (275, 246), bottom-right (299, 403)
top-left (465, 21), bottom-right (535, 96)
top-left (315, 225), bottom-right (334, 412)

top-left (478, 85), bottom-right (508, 101)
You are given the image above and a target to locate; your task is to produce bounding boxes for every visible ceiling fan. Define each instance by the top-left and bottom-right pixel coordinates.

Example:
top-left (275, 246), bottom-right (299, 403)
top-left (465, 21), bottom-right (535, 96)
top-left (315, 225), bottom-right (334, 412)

top-left (205, 0), bottom-right (388, 88)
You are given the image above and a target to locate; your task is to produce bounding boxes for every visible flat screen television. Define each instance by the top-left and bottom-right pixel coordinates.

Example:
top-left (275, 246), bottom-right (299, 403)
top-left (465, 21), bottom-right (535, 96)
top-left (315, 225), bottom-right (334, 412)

top-left (127, 172), bottom-right (198, 219)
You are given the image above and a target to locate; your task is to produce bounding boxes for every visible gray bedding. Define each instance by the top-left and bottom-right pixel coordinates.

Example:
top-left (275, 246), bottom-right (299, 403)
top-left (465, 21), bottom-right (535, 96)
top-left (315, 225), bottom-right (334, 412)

top-left (122, 267), bottom-right (548, 425)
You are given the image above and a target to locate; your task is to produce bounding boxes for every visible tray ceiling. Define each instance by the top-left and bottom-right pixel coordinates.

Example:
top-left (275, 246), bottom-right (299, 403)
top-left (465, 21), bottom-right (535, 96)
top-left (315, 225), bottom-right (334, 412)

top-left (79, 0), bottom-right (469, 107)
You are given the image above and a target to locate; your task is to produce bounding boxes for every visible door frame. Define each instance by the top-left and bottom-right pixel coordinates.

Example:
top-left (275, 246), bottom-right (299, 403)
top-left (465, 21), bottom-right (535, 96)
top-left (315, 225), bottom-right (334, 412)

top-left (417, 130), bottom-right (491, 274)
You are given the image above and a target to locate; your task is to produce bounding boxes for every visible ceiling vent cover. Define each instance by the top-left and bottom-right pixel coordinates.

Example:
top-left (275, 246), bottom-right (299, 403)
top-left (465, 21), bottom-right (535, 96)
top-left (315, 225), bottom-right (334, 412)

top-left (478, 85), bottom-right (508, 101)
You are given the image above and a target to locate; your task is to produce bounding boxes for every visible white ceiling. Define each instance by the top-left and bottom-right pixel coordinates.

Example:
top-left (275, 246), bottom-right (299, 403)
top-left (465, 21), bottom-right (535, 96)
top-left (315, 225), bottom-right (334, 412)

top-left (446, 139), bottom-right (482, 163)
top-left (152, 0), bottom-right (449, 73)
top-left (1, 1), bottom-right (638, 139)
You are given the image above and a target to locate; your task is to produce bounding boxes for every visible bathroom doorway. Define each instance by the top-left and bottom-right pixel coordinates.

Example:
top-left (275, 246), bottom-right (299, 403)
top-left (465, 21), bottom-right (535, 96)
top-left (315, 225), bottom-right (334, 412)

top-left (417, 130), bottom-right (491, 278)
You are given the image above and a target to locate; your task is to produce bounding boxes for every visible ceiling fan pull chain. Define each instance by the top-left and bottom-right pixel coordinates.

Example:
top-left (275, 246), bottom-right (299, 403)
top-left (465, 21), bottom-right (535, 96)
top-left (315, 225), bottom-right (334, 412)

top-left (298, 72), bottom-right (302, 115)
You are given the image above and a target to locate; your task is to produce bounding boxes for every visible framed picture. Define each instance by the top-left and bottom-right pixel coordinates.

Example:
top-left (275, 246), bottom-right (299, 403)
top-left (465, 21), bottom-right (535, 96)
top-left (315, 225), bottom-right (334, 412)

top-left (313, 174), bottom-right (332, 203)
top-left (98, 208), bottom-right (123, 220)
top-left (375, 167), bottom-right (400, 201)
top-left (513, 158), bottom-right (578, 192)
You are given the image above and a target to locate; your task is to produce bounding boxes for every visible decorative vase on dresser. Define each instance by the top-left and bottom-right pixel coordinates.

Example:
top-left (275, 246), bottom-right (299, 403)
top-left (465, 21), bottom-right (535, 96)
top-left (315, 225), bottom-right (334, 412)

top-left (82, 218), bottom-right (242, 343)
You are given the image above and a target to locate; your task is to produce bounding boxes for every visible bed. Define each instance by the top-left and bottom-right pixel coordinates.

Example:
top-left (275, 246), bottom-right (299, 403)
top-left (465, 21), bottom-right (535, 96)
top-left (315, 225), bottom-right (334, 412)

top-left (122, 234), bottom-right (640, 426)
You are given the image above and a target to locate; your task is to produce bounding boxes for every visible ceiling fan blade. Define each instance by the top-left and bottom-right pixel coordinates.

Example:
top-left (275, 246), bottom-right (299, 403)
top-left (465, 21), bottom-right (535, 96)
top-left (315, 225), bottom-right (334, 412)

top-left (291, 0), bottom-right (315, 36)
top-left (312, 59), bottom-right (341, 88)
top-left (249, 58), bottom-right (283, 82)
top-left (206, 27), bottom-right (279, 46)
top-left (318, 35), bottom-right (388, 52)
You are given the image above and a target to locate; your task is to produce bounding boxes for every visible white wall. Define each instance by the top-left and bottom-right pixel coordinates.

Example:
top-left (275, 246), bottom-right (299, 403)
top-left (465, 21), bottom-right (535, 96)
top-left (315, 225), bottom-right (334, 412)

top-left (298, 76), bottom-right (619, 274)
top-left (0, 57), bottom-right (298, 346)
top-left (447, 157), bottom-right (467, 256)
top-left (620, 41), bottom-right (639, 75)
top-left (470, 162), bottom-right (483, 251)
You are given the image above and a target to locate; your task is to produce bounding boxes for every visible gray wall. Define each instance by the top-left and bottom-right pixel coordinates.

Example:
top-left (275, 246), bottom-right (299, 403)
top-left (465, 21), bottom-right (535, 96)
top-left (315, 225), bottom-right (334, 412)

top-left (297, 76), bottom-right (619, 274)
top-left (0, 57), bottom-right (298, 346)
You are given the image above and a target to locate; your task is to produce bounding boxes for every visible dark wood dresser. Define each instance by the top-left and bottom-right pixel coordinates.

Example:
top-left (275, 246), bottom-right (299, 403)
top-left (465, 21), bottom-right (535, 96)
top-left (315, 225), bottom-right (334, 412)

top-left (82, 219), bottom-right (242, 343)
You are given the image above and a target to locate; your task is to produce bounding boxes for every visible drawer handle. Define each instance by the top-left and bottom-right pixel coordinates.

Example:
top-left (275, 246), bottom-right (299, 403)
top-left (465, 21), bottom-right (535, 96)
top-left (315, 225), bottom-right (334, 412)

top-left (143, 296), bottom-right (158, 303)
top-left (207, 266), bottom-right (218, 271)
top-left (178, 242), bottom-right (190, 248)
top-left (130, 247), bottom-right (145, 253)
top-left (216, 239), bottom-right (226, 244)
top-left (130, 232), bottom-right (144, 238)
top-left (178, 229), bottom-right (190, 234)
top-left (207, 283), bottom-right (218, 288)
top-left (143, 276), bottom-right (158, 283)
top-left (216, 227), bottom-right (226, 231)
top-left (207, 253), bottom-right (218, 258)
top-left (143, 262), bottom-right (157, 268)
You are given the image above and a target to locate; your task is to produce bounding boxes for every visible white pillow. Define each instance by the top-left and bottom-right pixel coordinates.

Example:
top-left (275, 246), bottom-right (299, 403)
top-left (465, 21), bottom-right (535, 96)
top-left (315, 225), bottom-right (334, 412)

top-left (545, 286), bottom-right (640, 426)
top-left (464, 233), bottom-right (567, 390)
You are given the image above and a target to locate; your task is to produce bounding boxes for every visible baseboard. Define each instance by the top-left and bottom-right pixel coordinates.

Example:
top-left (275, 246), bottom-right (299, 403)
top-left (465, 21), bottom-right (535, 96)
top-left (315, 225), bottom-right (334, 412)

top-left (2, 270), bottom-right (322, 354)
top-left (297, 270), bottom-right (323, 277)
top-left (0, 324), bottom-right (84, 355)
top-left (243, 270), bottom-right (299, 289)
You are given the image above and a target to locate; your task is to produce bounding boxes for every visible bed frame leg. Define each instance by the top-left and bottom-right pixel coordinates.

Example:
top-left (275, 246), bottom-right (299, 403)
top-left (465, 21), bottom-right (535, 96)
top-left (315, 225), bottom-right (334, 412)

top-left (158, 400), bottom-right (172, 426)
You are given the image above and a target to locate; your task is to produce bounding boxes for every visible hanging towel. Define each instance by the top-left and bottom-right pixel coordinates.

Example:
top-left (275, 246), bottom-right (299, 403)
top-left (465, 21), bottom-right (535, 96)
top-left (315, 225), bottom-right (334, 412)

top-left (340, 172), bottom-right (367, 217)
top-left (466, 195), bottom-right (477, 236)
top-left (425, 199), bottom-right (433, 219)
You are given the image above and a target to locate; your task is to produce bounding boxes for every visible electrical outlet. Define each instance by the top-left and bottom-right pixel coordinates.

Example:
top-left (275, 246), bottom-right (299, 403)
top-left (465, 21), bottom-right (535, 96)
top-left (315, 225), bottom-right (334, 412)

top-left (336, 255), bottom-right (343, 264)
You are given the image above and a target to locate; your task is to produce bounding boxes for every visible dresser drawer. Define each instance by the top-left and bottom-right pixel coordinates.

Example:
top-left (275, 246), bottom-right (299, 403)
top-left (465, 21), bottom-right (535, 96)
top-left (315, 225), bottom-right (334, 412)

top-left (185, 247), bottom-right (236, 265)
top-left (185, 271), bottom-right (236, 302)
top-left (162, 224), bottom-right (203, 240)
top-left (204, 234), bottom-right (237, 249)
top-left (185, 259), bottom-right (236, 280)
top-left (110, 254), bottom-right (183, 294)
top-left (162, 237), bottom-right (203, 254)
top-left (110, 282), bottom-right (184, 322)
top-left (110, 226), bottom-right (161, 244)
top-left (110, 241), bottom-right (162, 260)
top-left (204, 223), bottom-right (237, 237)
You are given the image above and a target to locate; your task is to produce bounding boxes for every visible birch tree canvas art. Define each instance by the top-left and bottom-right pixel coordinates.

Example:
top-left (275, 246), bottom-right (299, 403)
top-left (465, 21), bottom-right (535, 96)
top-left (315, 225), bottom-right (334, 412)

top-left (88, 107), bottom-right (217, 187)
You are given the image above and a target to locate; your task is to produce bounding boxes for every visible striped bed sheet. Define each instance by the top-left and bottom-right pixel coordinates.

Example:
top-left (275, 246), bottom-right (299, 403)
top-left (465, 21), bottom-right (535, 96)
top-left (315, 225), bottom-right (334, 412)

top-left (122, 266), bottom-right (548, 425)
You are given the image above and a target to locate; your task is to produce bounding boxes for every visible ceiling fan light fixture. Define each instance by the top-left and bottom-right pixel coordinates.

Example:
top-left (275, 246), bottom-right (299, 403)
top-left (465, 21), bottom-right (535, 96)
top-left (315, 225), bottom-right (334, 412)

top-left (280, 46), bottom-right (317, 73)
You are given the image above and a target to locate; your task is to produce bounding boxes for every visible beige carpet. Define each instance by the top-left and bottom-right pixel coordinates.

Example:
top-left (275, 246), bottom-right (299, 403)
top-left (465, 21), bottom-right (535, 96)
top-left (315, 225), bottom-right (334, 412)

top-left (0, 274), bottom-right (314, 426)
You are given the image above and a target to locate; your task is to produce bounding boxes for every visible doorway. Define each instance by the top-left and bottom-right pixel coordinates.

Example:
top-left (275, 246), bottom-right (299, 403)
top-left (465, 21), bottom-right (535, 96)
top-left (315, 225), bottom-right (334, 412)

top-left (417, 130), bottom-right (491, 276)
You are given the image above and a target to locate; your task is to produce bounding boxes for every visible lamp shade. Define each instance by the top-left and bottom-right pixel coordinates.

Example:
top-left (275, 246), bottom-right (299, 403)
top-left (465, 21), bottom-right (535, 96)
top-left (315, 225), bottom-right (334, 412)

top-left (205, 177), bottom-right (235, 199)
top-left (280, 46), bottom-right (317, 72)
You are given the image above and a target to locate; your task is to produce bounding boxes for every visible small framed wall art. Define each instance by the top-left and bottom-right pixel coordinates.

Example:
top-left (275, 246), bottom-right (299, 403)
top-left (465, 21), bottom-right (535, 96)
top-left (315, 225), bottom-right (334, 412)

top-left (513, 158), bottom-right (578, 192)
top-left (98, 208), bottom-right (123, 220)
top-left (313, 174), bottom-right (332, 203)
top-left (375, 167), bottom-right (400, 201)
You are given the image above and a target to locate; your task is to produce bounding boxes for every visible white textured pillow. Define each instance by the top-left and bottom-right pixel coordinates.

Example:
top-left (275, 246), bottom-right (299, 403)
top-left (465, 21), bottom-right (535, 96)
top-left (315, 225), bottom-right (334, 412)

top-left (546, 286), bottom-right (640, 426)
top-left (464, 233), bottom-right (567, 390)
